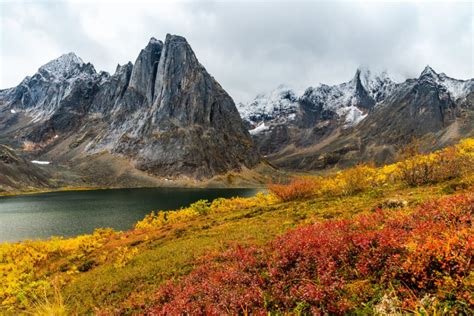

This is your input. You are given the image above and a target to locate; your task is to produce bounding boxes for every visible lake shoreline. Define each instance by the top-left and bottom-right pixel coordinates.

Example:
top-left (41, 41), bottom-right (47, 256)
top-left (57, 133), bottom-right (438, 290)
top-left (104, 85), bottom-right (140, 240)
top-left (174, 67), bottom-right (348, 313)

top-left (0, 186), bottom-right (111, 198)
top-left (0, 183), bottom-right (266, 198)
top-left (0, 187), bottom-right (260, 242)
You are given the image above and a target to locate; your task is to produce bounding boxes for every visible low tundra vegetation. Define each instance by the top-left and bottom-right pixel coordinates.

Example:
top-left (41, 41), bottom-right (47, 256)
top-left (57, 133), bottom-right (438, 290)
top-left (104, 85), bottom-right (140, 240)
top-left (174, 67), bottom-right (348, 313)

top-left (0, 228), bottom-right (115, 310)
top-left (150, 193), bottom-right (473, 314)
top-left (0, 138), bottom-right (472, 314)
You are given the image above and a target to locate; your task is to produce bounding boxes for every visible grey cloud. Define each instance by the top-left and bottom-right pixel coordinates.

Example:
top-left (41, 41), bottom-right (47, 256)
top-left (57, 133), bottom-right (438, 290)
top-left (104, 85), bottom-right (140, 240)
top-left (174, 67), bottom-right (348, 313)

top-left (1, 0), bottom-right (472, 103)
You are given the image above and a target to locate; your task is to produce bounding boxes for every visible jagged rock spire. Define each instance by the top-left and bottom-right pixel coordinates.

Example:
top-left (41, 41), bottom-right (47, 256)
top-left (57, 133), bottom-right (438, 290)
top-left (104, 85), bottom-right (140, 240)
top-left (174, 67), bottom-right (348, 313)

top-left (128, 37), bottom-right (163, 104)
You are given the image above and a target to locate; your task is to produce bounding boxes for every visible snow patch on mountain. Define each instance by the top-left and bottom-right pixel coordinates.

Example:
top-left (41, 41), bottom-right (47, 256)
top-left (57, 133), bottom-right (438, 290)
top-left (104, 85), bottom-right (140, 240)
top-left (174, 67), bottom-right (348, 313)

top-left (438, 74), bottom-right (473, 100)
top-left (249, 122), bottom-right (270, 135)
top-left (357, 67), bottom-right (397, 103)
top-left (340, 105), bottom-right (368, 127)
top-left (31, 160), bottom-right (50, 165)
top-left (301, 68), bottom-right (396, 127)
top-left (237, 84), bottom-right (298, 131)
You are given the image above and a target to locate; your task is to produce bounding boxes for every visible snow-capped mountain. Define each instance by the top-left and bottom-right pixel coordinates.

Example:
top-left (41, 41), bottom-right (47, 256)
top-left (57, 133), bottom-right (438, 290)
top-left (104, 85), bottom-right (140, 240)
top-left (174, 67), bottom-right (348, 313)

top-left (238, 66), bottom-right (472, 135)
top-left (300, 68), bottom-right (397, 127)
top-left (238, 68), bottom-right (397, 135)
top-left (39, 52), bottom-right (86, 79)
top-left (0, 52), bottom-right (104, 123)
top-left (1, 40), bottom-right (472, 179)
top-left (238, 65), bottom-right (473, 166)
top-left (418, 66), bottom-right (473, 101)
top-left (237, 85), bottom-right (299, 125)
top-left (236, 85), bottom-right (299, 135)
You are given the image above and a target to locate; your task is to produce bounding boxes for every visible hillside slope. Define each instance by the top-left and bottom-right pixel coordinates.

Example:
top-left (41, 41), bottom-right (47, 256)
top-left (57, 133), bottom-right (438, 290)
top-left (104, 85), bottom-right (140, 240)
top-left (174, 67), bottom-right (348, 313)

top-left (1, 139), bottom-right (472, 314)
top-left (0, 144), bottom-right (52, 191)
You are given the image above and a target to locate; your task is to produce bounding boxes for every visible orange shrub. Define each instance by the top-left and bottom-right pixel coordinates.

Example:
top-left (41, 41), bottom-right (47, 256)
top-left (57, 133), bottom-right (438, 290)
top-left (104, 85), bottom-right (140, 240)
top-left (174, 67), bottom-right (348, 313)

top-left (268, 177), bottom-right (319, 202)
top-left (269, 139), bottom-right (474, 201)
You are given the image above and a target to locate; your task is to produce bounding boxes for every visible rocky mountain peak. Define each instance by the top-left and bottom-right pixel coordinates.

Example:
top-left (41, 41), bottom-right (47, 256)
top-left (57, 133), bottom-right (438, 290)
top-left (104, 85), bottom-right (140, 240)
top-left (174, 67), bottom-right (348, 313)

top-left (416, 66), bottom-right (473, 100)
top-left (150, 34), bottom-right (207, 126)
top-left (352, 67), bottom-right (395, 97)
top-left (355, 66), bottom-right (391, 84)
top-left (0, 34), bottom-right (260, 179)
top-left (162, 34), bottom-right (199, 67)
top-left (420, 65), bottom-right (438, 78)
top-left (114, 62), bottom-right (133, 75)
top-left (104, 34), bottom-right (259, 177)
top-left (418, 66), bottom-right (442, 87)
top-left (38, 52), bottom-right (86, 78)
top-left (148, 37), bottom-right (161, 45)
top-left (158, 34), bottom-right (200, 75)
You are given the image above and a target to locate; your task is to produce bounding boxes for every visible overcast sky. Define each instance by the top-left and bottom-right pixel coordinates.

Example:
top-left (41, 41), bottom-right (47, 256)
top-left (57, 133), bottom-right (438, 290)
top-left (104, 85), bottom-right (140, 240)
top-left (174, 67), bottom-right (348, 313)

top-left (1, 0), bottom-right (473, 102)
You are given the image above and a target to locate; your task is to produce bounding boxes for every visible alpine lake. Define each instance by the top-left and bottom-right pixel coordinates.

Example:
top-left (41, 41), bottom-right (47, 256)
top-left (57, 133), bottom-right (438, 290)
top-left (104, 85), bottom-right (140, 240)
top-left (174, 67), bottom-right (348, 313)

top-left (0, 187), bottom-right (258, 242)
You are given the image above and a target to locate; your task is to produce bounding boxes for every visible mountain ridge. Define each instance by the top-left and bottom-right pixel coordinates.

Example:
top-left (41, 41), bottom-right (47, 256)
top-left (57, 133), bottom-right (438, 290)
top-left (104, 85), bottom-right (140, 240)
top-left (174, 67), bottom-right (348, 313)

top-left (238, 66), bottom-right (473, 168)
top-left (0, 34), bottom-right (260, 182)
top-left (1, 38), bottom-right (472, 185)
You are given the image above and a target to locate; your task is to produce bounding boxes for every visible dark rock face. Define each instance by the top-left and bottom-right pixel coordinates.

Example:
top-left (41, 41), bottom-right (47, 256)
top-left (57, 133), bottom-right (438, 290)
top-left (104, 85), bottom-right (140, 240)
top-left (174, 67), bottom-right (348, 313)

top-left (0, 34), bottom-right (259, 179)
top-left (105, 35), bottom-right (259, 178)
top-left (358, 67), bottom-right (470, 145)
top-left (128, 38), bottom-right (163, 104)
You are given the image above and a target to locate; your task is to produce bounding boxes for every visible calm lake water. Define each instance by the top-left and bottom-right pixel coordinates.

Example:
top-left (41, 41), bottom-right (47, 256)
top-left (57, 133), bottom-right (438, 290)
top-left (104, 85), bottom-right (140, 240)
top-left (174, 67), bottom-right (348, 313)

top-left (0, 187), bottom-right (258, 242)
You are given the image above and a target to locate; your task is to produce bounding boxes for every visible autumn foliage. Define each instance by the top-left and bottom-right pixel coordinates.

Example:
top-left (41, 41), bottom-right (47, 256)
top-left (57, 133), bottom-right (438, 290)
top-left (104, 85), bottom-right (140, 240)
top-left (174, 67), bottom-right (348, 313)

top-left (0, 228), bottom-right (116, 309)
top-left (269, 139), bottom-right (474, 202)
top-left (135, 192), bottom-right (277, 230)
top-left (0, 139), bottom-right (473, 313)
top-left (150, 193), bottom-right (474, 314)
top-left (267, 177), bottom-right (318, 202)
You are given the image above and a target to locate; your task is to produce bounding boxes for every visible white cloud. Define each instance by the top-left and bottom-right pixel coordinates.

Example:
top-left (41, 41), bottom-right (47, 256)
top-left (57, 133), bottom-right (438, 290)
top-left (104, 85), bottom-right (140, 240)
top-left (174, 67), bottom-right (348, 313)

top-left (1, 0), bottom-right (472, 103)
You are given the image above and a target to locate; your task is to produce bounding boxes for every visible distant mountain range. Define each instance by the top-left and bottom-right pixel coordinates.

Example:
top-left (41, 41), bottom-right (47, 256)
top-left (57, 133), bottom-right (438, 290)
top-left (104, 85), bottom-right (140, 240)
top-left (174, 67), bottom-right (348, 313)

top-left (238, 66), bottom-right (473, 169)
top-left (0, 34), bottom-right (472, 191)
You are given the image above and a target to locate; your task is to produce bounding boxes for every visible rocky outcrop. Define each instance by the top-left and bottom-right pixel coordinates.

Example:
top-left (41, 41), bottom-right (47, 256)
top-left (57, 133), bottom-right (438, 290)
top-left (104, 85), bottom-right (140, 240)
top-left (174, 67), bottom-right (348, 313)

top-left (128, 38), bottom-right (163, 104)
top-left (0, 34), bottom-right (259, 180)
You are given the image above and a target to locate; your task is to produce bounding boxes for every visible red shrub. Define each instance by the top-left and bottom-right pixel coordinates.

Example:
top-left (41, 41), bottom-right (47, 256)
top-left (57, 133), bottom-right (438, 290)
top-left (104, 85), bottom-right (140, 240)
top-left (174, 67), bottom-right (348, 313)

top-left (148, 194), bottom-right (474, 315)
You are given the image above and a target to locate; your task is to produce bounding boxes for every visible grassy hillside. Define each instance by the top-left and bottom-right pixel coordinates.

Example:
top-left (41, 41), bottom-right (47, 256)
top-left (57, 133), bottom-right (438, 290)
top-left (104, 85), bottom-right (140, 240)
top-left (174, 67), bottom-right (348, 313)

top-left (0, 139), bottom-right (473, 314)
top-left (0, 144), bottom-right (52, 192)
